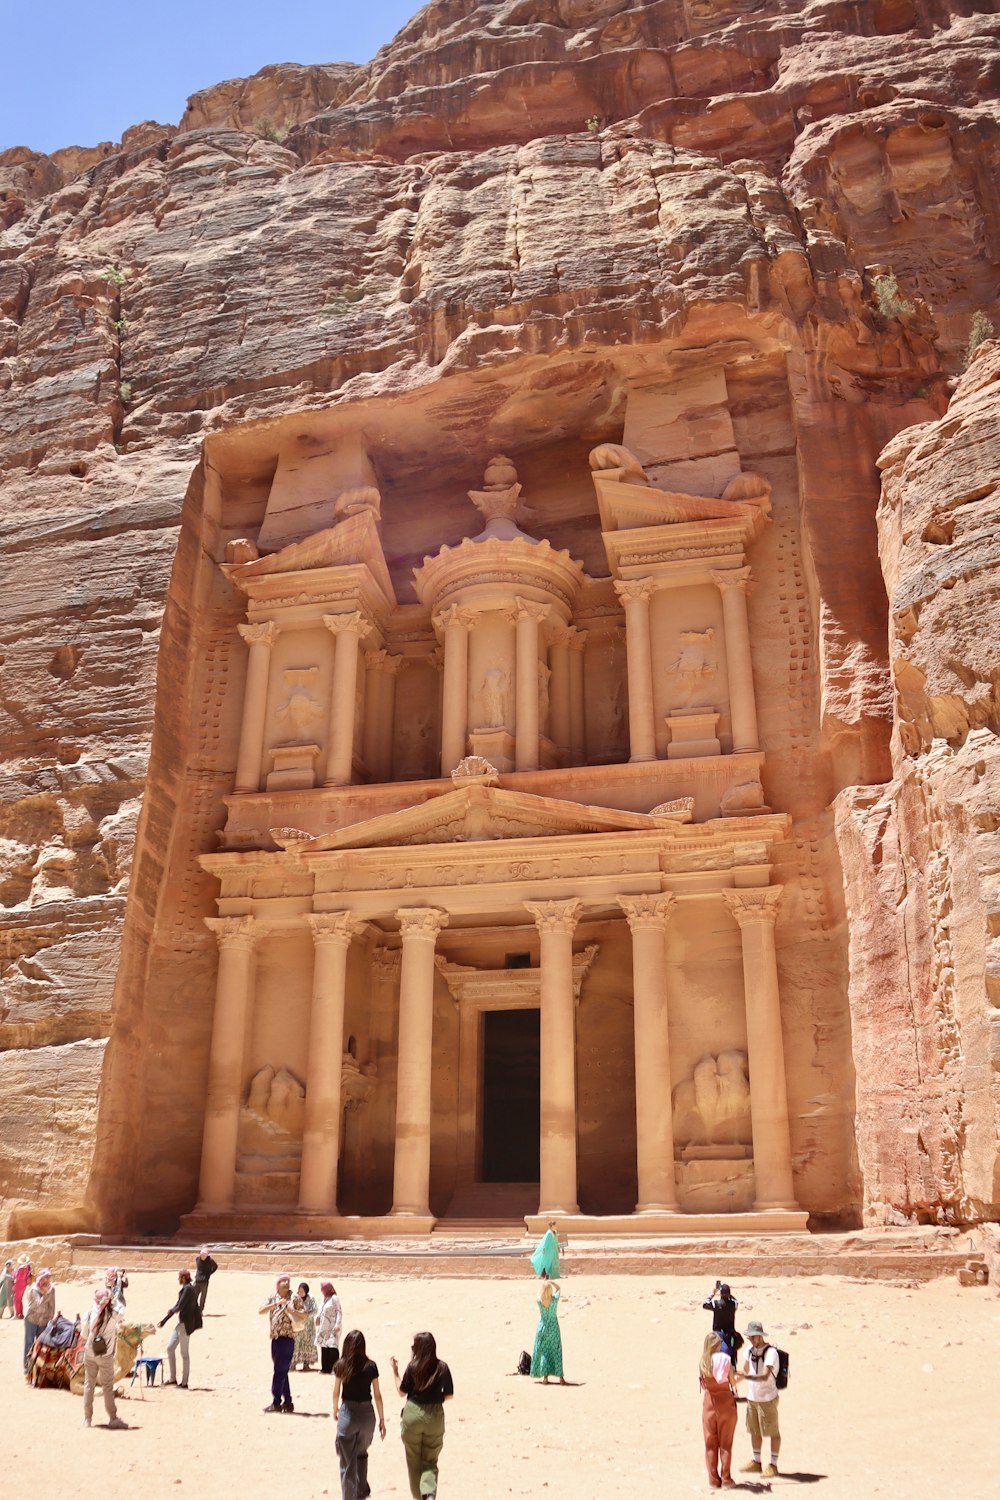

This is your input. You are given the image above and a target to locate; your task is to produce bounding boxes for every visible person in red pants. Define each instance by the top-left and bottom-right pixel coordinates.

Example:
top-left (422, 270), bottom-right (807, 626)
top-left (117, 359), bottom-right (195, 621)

top-left (699, 1332), bottom-right (738, 1489)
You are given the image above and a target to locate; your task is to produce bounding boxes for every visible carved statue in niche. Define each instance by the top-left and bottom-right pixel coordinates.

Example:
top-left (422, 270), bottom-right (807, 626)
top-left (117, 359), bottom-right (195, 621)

top-left (672, 1050), bottom-right (752, 1146)
top-left (238, 1064), bottom-right (307, 1174)
top-left (537, 660), bottom-right (551, 733)
top-left (669, 629), bottom-right (717, 708)
top-left (275, 667), bottom-right (323, 742)
top-left (246, 1064), bottom-right (306, 1133)
top-left (474, 665), bottom-right (511, 731)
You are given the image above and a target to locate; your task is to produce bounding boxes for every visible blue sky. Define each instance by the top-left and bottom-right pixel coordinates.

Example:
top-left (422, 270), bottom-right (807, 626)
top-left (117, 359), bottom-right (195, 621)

top-left (2, 2), bottom-right (422, 154)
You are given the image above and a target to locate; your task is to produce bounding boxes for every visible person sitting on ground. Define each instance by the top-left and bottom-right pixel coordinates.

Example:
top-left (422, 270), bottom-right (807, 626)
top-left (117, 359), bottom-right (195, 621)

top-left (194, 1247), bottom-right (218, 1311)
top-left (159, 1267), bottom-right (203, 1388)
top-left (80, 1286), bottom-right (128, 1430)
top-left (703, 1281), bottom-right (741, 1366)
top-left (700, 1332), bottom-right (738, 1490)
top-left (738, 1319), bottom-right (781, 1478)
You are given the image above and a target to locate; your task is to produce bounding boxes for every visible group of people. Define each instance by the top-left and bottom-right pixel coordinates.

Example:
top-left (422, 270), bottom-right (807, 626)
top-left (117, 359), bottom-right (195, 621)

top-left (258, 1272), bottom-right (453, 1499)
top-left (701, 1281), bottom-right (783, 1487)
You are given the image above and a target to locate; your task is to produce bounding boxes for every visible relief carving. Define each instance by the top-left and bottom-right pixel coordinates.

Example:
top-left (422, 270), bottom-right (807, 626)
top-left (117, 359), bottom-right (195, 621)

top-left (238, 1064), bottom-right (307, 1174)
top-left (672, 1050), bottom-right (752, 1147)
top-left (669, 629), bottom-right (717, 708)
top-left (473, 664), bottom-right (512, 731)
top-left (720, 777), bottom-right (766, 813)
top-left (275, 667), bottom-right (323, 741)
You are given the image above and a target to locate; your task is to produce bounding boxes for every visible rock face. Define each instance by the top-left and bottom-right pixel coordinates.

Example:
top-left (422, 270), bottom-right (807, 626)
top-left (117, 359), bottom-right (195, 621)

top-left (0, 0), bottom-right (997, 1237)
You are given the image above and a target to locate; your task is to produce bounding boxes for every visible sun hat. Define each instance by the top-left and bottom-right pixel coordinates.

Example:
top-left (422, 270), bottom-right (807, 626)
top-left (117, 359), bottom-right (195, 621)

top-left (746, 1320), bottom-right (766, 1337)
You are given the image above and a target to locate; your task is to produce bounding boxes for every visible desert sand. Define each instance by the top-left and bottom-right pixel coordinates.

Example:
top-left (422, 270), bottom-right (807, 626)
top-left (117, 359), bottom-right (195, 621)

top-left (3, 1266), bottom-right (998, 1499)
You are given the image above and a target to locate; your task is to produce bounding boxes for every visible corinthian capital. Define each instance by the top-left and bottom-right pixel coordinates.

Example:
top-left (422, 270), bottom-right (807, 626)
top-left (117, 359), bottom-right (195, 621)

top-left (306, 912), bottom-right (365, 947)
top-left (205, 915), bottom-right (258, 950)
top-left (614, 578), bottom-right (656, 608)
top-left (618, 893), bottom-right (676, 930)
top-left (709, 566), bottom-right (752, 594)
top-left (723, 886), bottom-right (782, 927)
top-left (524, 898), bottom-right (583, 935)
top-left (511, 597), bottom-right (550, 627)
top-left (323, 610), bottom-right (368, 639)
top-left (433, 604), bottom-right (476, 636)
top-left (396, 907), bottom-right (450, 940)
top-left (238, 621), bottom-right (278, 648)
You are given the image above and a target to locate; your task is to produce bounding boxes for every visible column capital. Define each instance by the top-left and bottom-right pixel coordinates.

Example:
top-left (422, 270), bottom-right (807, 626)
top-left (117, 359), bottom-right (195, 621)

top-left (618, 893), bottom-right (677, 930)
top-left (372, 944), bottom-right (402, 977)
top-left (566, 626), bottom-right (589, 652)
top-left (364, 647), bottom-right (403, 676)
top-left (547, 620), bottom-right (573, 649)
top-left (433, 603), bottom-right (477, 636)
top-left (614, 577), bottom-right (656, 607)
top-left (205, 915), bottom-right (258, 950)
top-left (511, 596), bottom-right (551, 626)
top-left (723, 885), bottom-right (782, 927)
top-left (306, 912), bottom-right (365, 947)
top-left (396, 907), bottom-right (449, 940)
top-left (238, 620), bottom-right (278, 648)
top-left (709, 565), bottom-right (752, 593)
top-left (525, 898), bottom-right (583, 934)
top-left (323, 610), bottom-right (369, 638)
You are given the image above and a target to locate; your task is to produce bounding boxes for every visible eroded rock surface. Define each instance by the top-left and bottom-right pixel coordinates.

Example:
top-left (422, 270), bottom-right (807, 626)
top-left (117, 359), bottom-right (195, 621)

top-left (0, 0), bottom-right (998, 1236)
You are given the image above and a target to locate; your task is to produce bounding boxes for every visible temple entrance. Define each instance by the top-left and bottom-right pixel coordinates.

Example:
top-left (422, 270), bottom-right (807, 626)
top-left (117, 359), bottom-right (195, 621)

top-left (481, 1009), bottom-right (540, 1183)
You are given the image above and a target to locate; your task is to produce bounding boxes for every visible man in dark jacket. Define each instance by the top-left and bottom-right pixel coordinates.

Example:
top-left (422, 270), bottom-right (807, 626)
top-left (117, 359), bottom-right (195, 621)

top-left (703, 1281), bottom-right (742, 1365)
top-left (160, 1269), bottom-right (202, 1387)
top-left (194, 1247), bottom-right (218, 1311)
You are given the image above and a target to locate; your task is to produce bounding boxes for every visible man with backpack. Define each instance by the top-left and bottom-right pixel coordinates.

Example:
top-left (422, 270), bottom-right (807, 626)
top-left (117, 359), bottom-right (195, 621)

top-left (738, 1320), bottom-right (782, 1478)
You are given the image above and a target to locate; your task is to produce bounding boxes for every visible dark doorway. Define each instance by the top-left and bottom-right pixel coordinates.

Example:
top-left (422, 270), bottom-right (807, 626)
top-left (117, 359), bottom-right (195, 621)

top-left (481, 1009), bottom-right (540, 1182)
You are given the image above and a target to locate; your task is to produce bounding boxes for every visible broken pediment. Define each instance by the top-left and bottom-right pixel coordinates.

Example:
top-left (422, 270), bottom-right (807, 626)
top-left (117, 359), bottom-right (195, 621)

top-left (273, 783), bottom-right (693, 853)
top-left (589, 443), bottom-right (771, 548)
top-left (223, 506), bottom-right (396, 612)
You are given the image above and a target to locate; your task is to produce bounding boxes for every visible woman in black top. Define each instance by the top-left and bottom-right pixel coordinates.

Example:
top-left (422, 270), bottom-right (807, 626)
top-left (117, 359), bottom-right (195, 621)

top-left (391, 1331), bottom-right (454, 1500)
top-left (333, 1330), bottom-right (386, 1500)
top-left (702, 1282), bottom-right (742, 1366)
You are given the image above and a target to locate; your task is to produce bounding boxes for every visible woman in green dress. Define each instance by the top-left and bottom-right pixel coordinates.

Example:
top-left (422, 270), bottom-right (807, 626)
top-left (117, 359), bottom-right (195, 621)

top-left (530, 1269), bottom-right (566, 1384)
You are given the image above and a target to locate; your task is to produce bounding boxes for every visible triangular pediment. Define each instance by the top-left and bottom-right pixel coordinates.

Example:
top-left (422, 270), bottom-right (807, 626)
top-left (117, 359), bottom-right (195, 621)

top-left (272, 784), bottom-right (692, 852)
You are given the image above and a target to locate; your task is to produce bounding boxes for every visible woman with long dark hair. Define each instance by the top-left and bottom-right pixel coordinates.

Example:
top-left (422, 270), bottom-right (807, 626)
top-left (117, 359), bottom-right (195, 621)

top-left (333, 1330), bottom-right (386, 1500)
top-left (390, 1331), bottom-right (454, 1500)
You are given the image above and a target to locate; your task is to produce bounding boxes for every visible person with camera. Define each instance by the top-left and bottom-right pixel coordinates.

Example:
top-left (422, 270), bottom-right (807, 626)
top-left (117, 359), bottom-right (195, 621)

top-left (259, 1273), bottom-right (307, 1413)
top-left (703, 1280), bottom-right (741, 1367)
top-left (81, 1286), bottom-right (127, 1429)
top-left (159, 1267), bottom-right (203, 1388)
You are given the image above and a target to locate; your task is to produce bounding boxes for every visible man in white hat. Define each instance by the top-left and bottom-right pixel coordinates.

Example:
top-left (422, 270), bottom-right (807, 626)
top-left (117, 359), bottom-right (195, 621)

top-left (739, 1320), bottom-right (781, 1477)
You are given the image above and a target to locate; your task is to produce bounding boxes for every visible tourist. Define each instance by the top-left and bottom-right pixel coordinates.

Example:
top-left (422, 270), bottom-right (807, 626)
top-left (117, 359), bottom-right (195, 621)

top-left (259, 1273), bottom-right (306, 1413)
top-left (333, 1329), bottom-right (386, 1500)
top-left (294, 1281), bottom-right (319, 1371)
top-left (12, 1256), bottom-right (31, 1319)
top-left (80, 1286), bottom-right (127, 1429)
top-left (530, 1269), bottom-right (566, 1384)
top-left (159, 1268), bottom-right (202, 1387)
top-left (391, 1332), bottom-right (454, 1500)
top-left (739, 1319), bottom-right (781, 1477)
top-left (22, 1268), bottom-right (55, 1372)
top-left (0, 1260), bottom-right (14, 1318)
top-left (194, 1246), bottom-right (218, 1310)
top-left (703, 1281), bottom-right (742, 1366)
top-left (105, 1266), bottom-right (128, 1311)
top-left (317, 1280), bottom-right (343, 1374)
top-left (699, 1331), bottom-right (738, 1489)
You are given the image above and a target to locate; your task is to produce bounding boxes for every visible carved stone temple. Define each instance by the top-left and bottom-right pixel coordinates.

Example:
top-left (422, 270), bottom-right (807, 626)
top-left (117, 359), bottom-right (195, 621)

top-left (170, 375), bottom-right (837, 1240)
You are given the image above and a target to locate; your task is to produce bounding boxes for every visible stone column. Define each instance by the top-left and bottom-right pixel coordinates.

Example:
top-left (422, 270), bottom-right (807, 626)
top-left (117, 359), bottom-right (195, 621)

top-left (548, 623), bottom-right (572, 759)
top-left (618, 894), bottom-right (680, 1212)
top-left (436, 606), bottom-right (474, 775)
top-left (391, 907), bottom-right (449, 1216)
top-left (568, 627), bottom-right (587, 766)
top-left (323, 612), bottom-right (367, 786)
top-left (363, 649), bottom-right (401, 784)
top-left (234, 622), bottom-right (278, 792)
top-left (723, 887), bottom-right (798, 1210)
top-left (525, 898), bottom-right (582, 1215)
top-left (298, 913), bottom-right (364, 1213)
top-left (614, 579), bottom-right (658, 763)
top-left (513, 599), bottom-right (549, 772)
top-left (198, 916), bottom-right (258, 1210)
top-left (711, 567), bottom-right (759, 753)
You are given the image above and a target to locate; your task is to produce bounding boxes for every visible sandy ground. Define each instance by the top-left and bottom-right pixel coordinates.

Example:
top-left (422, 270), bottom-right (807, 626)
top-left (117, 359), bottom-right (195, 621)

top-left (3, 1265), bottom-right (999, 1499)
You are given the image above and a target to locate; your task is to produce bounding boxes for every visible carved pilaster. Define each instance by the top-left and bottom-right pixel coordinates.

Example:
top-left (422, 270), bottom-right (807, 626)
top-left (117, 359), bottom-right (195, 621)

top-left (234, 623), bottom-right (279, 793)
top-left (710, 567), bottom-right (759, 754)
top-left (614, 578), bottom-right (658, 763)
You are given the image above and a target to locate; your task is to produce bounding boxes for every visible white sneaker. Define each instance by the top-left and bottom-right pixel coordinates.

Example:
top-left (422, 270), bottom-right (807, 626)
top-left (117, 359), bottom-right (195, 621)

top-left (107, 1417), bottom-right (129, 1430)
top-left (81, 1418), bottom-right (92, 1428)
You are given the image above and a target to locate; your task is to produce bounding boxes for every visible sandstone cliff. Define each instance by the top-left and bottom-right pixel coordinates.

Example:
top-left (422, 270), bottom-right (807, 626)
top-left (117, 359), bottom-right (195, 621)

top-left (1, 0), bottom-right (998, 1236)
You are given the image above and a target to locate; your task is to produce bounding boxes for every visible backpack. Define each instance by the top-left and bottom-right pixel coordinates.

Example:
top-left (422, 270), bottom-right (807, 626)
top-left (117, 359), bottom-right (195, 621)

top-left (517, 1350), bottom-right (531, 1375)
top-left (770, 1345), bottom-right (790, 1390)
